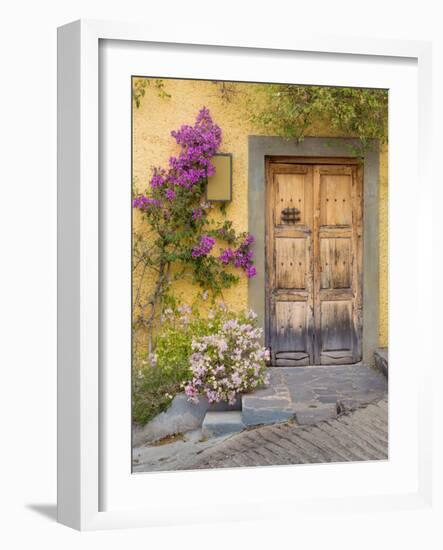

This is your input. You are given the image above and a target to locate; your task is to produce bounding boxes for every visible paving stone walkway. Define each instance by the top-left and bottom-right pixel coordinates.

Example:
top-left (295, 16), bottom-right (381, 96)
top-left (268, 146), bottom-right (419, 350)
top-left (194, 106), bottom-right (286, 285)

top-left (243, 365), bottom-right (387, 426)
top-left (181, 398), bottom-right (388, 469)
top-left (132, 365), bottom-right (388, 472)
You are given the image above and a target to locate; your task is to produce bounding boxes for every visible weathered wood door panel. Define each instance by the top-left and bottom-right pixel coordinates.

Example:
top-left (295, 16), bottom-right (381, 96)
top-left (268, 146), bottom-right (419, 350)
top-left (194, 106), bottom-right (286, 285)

top-left (266, 160), bottom-right (363, 366)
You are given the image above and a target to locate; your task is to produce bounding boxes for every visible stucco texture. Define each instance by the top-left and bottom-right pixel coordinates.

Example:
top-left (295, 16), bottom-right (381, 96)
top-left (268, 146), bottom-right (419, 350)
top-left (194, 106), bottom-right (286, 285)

top-left (132, 78), bottom-right (388, 348)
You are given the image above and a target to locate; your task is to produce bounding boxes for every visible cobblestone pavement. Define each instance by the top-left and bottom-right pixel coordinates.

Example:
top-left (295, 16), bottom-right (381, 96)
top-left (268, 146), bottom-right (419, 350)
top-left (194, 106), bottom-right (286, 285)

top-left (181, 398), bottom-right (388, 470)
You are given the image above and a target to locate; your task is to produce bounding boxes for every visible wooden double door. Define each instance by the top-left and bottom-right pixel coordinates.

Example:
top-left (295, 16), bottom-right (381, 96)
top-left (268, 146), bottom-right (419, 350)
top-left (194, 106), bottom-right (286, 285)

top-left (266, 158), bottom-right (363, 366)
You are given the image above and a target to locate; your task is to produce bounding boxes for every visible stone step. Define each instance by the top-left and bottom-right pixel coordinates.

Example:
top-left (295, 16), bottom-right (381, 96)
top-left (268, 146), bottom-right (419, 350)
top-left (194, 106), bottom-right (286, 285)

top-left (374, 348), bottom-right (388, 378)
top-left (242, 391), bottom-right (295, 427)
top-left (202, 411), bottom-right (245, 439)
top-left (241, 364), bottom-right (387, 428)
top-left (208, 395), bottom-right (242, 412)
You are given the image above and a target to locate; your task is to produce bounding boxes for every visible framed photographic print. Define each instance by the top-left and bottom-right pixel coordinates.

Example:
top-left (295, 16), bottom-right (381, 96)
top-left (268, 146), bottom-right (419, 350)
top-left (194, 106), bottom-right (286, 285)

top-left (57, 19), bottom-right (434, 530)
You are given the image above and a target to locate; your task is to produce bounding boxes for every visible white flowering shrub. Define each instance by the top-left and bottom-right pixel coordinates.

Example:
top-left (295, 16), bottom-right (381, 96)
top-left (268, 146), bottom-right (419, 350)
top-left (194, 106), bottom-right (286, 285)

top-left (133, 297), bottom-right (268, 425)
top-left (184, 310), bottom-right (269, 405)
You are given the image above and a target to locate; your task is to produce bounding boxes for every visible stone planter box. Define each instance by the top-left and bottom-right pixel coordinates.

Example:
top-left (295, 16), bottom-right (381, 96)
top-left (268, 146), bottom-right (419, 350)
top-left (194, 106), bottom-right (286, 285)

top-left (132, 392), bottom-right (241, 446)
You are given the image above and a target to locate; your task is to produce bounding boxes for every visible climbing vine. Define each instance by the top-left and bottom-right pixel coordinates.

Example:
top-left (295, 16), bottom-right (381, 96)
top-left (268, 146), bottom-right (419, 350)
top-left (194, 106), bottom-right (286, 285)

top-left (132, 108), bottom-right (256, 352)
top-left (132, 78), bottom-right (387, 154)
top-left (249, 84), bottom-right (388, 152)
top-left (132, 77), bottom-right (171, 108)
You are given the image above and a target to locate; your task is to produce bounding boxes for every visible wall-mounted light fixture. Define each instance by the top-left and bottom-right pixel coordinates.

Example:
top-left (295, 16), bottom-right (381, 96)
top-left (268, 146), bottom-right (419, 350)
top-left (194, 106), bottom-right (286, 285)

top-left (206, 153), bottom-right (232, 202)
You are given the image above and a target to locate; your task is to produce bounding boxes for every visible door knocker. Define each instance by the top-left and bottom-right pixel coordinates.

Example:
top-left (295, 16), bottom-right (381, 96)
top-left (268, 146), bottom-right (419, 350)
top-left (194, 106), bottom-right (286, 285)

top-left (281, 207), bottom-right (301, 224)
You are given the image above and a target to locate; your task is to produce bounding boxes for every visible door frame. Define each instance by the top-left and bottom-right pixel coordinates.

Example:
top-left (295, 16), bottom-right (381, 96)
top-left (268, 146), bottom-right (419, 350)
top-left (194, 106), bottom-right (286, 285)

top-left (248, 136), bottom-right (380, 365)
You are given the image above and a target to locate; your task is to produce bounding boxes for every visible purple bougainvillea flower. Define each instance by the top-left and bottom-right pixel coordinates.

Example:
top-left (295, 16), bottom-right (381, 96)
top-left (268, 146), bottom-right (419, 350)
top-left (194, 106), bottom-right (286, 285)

top-left (219, 248), bottom-right (235, 264)
top-left (216, 232), bottom-right (257, 277)
top-left (146, 108), bottom-right (222, 194)
top-left (168, 107), bottom-right (222, 188)
top-left (192, 235), bottom-right (216, 258)
top-left (150, 168), bottom-right (167, 188)
top-left (165, 188), bottom-right (176, 201)
top-left (192, 208), bottom-right (203, 221)
top-left (200, 235), bottom-right (216, 251)
top-left (132, 195), bottom-right (161, 210)
top-left (244, 234), bottom-right (255, 246)
top-left (134, 108), bottom-right (257, 294)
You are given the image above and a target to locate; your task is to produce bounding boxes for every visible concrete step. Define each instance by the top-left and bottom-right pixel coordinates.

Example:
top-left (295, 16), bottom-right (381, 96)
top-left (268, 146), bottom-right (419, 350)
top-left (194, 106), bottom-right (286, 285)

top-left (202, 411), bottom-right (245, 439)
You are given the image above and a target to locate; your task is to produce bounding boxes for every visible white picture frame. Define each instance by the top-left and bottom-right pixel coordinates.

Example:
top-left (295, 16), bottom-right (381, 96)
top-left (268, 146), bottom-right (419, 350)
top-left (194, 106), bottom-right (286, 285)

top-left (57, 19), bottom-right (434, 531)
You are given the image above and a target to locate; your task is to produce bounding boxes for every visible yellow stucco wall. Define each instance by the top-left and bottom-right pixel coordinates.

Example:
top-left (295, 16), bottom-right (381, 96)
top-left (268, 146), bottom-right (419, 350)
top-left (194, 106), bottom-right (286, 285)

top-left (133, 78), bottom-right (388, 348)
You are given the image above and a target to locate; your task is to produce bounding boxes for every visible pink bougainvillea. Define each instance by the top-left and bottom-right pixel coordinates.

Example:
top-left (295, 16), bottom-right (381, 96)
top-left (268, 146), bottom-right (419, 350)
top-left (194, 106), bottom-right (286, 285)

top-left (132, 108), bottom-right (257, 350)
